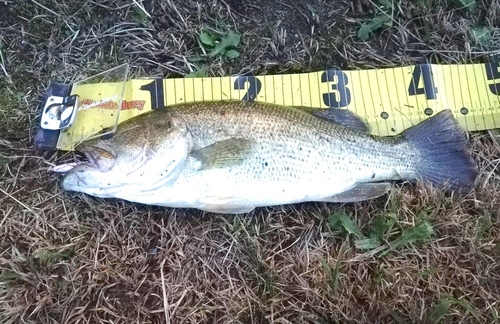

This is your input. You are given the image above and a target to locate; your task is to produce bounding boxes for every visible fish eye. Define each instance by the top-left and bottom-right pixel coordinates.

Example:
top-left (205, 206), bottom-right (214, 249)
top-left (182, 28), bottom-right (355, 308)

top-left (98, 127), bottom-right (114, 140)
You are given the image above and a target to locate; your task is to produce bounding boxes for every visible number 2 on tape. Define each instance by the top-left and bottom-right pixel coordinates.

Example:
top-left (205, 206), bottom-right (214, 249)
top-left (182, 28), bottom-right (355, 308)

top-left (234, 76), bottom-right (262, 101)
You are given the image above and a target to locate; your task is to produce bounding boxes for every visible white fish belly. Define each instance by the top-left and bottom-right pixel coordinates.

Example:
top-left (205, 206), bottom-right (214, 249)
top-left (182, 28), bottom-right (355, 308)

top-left (127, 147), bottom-right (404, 209)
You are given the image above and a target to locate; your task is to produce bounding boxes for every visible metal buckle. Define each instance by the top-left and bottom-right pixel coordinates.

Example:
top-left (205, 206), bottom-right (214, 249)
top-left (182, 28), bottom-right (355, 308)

top-left (40, 94), bottom-right (79, 130)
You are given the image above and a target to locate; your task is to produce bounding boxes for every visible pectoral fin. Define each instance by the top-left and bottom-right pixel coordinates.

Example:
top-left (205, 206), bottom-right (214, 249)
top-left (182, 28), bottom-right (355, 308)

top-left (319, 183), bottom-right (391, 203)
top-left (191, 138), bottom-right (253, 170)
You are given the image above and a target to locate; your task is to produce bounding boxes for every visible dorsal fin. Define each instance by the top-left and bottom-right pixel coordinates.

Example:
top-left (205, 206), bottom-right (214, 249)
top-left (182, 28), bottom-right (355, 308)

top-left (312, 109), bottom-right (370, 133)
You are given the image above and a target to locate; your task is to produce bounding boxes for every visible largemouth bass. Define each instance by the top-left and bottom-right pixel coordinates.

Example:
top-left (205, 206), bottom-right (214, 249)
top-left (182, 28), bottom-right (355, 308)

top-left (58, 101), bottom-right (477, 214)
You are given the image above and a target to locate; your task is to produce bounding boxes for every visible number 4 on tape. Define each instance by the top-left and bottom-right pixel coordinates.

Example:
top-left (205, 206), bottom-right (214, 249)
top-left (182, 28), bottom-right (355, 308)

top-left (408, 64), bottom-right (438, 100)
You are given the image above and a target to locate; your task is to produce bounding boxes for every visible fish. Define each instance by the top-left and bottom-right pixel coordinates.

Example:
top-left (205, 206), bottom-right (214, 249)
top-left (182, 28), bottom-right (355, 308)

top-left (57, 101), bottom-right (478, 214)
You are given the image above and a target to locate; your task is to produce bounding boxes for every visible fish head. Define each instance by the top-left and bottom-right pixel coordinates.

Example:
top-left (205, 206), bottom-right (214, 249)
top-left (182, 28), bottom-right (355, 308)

top-left (59, 112), bottom-right (191, 196)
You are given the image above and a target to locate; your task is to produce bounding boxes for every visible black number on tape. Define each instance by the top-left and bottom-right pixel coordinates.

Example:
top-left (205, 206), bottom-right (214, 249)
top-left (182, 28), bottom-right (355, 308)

top-left (408, 64), bottom-right (438, 100)
top-left (485, 62), bottom-right (500, 95)
top-left (321, 70), bottom-right (351, 108)
top-left (234, 76), bottom-right (262, 101)
top-left (140, 78), bottom-right (165, 109)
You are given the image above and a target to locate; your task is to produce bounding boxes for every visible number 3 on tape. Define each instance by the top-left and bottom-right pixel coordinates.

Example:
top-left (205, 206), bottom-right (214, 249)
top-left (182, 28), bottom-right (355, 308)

top-left (321, 69), bottom-right (352, 108)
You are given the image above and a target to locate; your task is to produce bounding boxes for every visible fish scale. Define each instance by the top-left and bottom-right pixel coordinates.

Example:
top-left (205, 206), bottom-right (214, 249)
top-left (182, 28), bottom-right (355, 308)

top-left (171, 101), bottom-right (414, 180)
top-left (60, 101), bottom-right (477, 214)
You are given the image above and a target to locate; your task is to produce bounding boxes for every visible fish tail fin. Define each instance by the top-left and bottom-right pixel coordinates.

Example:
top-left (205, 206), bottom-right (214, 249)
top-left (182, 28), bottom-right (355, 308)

top-left (403, 110), bottom-right (477, 191)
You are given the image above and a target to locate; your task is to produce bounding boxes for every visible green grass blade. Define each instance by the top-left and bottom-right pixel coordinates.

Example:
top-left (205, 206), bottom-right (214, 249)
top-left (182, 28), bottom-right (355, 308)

top-left (380, 221), bottom-right (434, 257)
top-left (428, 299), bottom-right (450, 323)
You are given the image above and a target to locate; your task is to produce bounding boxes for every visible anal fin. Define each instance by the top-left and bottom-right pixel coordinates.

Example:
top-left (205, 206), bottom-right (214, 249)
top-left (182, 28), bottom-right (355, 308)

top-left (318, 183), bottom-right (391, 203)
top-left (199, 205), bottom-right (256, 214)
top-left (196, 195), bottom-right (256, 214)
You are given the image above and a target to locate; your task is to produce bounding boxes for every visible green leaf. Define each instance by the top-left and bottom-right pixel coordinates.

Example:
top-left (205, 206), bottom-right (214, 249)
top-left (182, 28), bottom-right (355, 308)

top-left (428, 299), bottom-right (450, 323)
top-left (185, 66), bottom-right (207, 78)
top-left (448, 297), bottom-right (477, 317)
top-left (469, 26), bottom-right (492, 47)
top-left (377, 0), bottom-right (394, 10)
top-left (380, 221), bottom-right (434, 256)
top-left (419, 267), bottom-right (439, 277)
top-left (0, 155), bottom-right (9, 164)
top-left (355, 237), bottom-right (381, 250)
top-left (222, 31), bottom-right (241, 47)
top-left (0, 270), bottom-right (21, 282)
top-left (209, 43), bottom-right (225, 57)
top-left (199, 31), bottom-right (215, 47)
top-left (209, 31), bottom-right (241, 57)
top-left (320, 258), bottom-right (341, 294)
top-left (477, 212), bottom-right (492, 240)
top-left (328, 211), bottom-right (362, 237)
top-left (188, 55), bottom-right (207, 63)
top-left (224, 50), bottom-right (240, 59)
top-left (358, 14), bottom-right (392, 41)
top-left (132, 5), bottom-right (149, 22)
top-left (451, 0), bottom-right (478, 12)
top-left (370, 216), bottom-right (388, 240)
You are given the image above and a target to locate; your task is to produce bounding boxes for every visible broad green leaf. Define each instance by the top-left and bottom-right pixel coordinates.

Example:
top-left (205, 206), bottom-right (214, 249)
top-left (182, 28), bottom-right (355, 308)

top-left (377, 0), bottom-right (394, 9)
top-left (222, 31), bottom-right (241, 47)
top-left (199, 31), bottom-right (215, 47)
top-left (328, 211), bottom-right (362, 237)
top-left (355, 237), bottom-right (381, 250)
top-left (224, 50), bottom-right (240, 59)
top-left (469, 26), bottom-right (492, 47)
top-left (209, 43), bottom-right (225, 57)
top-left (370, 216), bottom-right (388, 240)
top-left (209, 31), bottom-right (241, 57)
top-left (451, 0), bottom-right (477, 12)
top-left (358, 14), bottom-right (392, 41)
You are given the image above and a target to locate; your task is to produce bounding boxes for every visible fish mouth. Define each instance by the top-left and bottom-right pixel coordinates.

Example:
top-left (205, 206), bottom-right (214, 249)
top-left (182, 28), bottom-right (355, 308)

top-left (51, 151), bottom-right (99, 174)
top-left (51, 143), bottom-right (110, 174)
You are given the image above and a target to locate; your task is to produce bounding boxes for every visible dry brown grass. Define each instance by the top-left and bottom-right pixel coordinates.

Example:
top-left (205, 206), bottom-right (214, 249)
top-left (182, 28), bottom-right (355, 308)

top-left (1, 0), bottom-right (500, 323)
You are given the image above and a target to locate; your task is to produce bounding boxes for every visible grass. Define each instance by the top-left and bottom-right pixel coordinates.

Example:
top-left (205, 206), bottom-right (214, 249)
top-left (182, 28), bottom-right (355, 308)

top-left (1, 0), bottom-right (500, 323)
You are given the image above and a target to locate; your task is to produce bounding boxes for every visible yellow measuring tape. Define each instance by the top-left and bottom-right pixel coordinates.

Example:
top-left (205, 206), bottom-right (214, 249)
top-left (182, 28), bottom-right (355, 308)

top-left (58, 63), bottom-right (500, 151)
